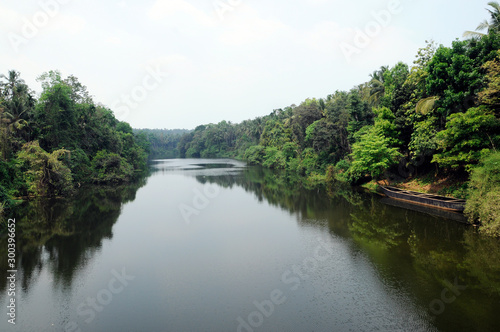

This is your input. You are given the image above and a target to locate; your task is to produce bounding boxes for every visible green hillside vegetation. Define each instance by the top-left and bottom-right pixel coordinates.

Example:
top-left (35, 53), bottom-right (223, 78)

top-left (2, 3), bottom-right (500, 236)
top-left (133, 128), bottom-right (190, 159)
top-left (157, 7), bottom-right (500, 236)
top-left (0, 70), bottom-right (149, 213)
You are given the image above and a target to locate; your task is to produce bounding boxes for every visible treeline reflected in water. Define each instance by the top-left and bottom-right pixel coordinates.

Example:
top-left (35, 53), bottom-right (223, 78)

top-left (200, 166), bottom-right (500, 331)
top-left (0, 164), bottom-right (499, 331)
top-left (0, 178), bottom-right (147, 296)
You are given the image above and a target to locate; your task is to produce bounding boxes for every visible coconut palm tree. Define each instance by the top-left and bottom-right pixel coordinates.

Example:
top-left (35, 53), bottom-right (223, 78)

top-left (464, 1), bottom-right (500, 38)
top-left (0, 70), bottom-right (34, 152)
top-left (368, 66), bottom-right (388, 106)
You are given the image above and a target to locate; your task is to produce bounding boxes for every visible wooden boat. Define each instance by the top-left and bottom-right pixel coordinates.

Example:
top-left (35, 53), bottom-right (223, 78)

top-left (379, 198), bottom-right (468, 223)
top-left (380, 186), bottom-right (466, 212)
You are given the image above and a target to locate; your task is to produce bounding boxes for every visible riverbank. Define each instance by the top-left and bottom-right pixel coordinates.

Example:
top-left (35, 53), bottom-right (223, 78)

top-left (360, 173), bottom-right (469, 200)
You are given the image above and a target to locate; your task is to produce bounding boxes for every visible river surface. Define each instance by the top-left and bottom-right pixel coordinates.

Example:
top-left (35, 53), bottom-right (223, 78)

top-left (1, 159), bottom-right (499, 332)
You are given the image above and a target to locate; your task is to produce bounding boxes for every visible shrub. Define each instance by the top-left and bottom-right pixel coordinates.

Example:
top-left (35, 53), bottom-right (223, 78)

top-left (465, 152), bottom-right (500, 236)
top-left (299, 148), bottom-right (319, 176)
top-left (243, 145), bottom-right (265, 165)
top-left (17, 141), bottom-right (74, 197)
top-left (91, 150), bottom-right (133, 184)
top-left (69, 148), bottom-right (91, 183)
top-left (348, 127), bottom-right (401, 181)
top-left (263, 147), bottom-right (286, 169)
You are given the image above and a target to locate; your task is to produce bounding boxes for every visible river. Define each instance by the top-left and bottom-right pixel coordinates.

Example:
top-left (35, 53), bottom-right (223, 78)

top-left (1, 159), bottom-right (499, 332)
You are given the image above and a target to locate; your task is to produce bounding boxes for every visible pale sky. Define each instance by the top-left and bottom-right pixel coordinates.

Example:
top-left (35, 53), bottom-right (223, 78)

top-left (0, 0), bottom-right (487, 129)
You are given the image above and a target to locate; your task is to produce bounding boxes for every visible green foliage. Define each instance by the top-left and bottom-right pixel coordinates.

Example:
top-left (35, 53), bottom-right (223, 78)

top-left (333, 158), bottom-right (352, 182)
top-left (17, 141), bottom-right (74, 197)
top-left (426, 33), bottom-right (500, 124)
top-left (304, 120), bottom-right (318, 143)
top-left (1, 70), bottom-right (149, 198)
top-left (116, 121), bottom-right (133, 134)
top-left (0, 184), bottom-right (12, 213)
top-left (260, 119), bottom-right (291, 147)
top-left (282, 142), bottom-right (299, 161)
top-left (349, 127), bottom-right (402, 181)
top-left (432, 106), bottom-right (500, 170)
top-left (305, 119), bottom-right (335, 154)
top-left (135, 128), bottom-right (187, 159)
top-left (262, 147), bottom-right (286, 169)
top-left (373, 107), bottom-right (401, 147)
top-left (0, 158), bottom-right (25, 198)
top-left (409, 116), bottom-right (439, 157)
top-left (299, 148), bottom-right (320, 176)
top-left (34, 73), bottom-right (78, 149)
top-left (68, 148), bottom-right (91, 183)
top-left (465, 152), bottom-right (500, 236)
top-left (0, 69), bottom-right (151, 205)
top-left (0, 71), bottom-right (35, 159)
top-left (415, 96), bottom-right (439, 115)
top-left (243, 145), bottom-right (265, 165)
top-left (90, 150), bottom-right (133, 184)
top-left (383, 62), bottom-right (410, 111)
top-left (479, 49), bottom-right (500, 113)
top-left (4, 6), bottom-right (500, 208)
top-left (176, 121), bottom-right (250, 158)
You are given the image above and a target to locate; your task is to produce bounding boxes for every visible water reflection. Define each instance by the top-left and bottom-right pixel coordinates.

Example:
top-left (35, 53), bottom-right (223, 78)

top-left (1, 160), bottom-right (499, 331)
top-left (0, 179), bottom-right (147, 296)
top-left (197, 165), bottom-right (500, 331)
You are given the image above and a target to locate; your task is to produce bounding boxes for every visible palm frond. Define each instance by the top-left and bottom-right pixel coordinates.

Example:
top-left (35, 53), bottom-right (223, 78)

top-left (488, 1), bottom-right (500, 10)
top-left (463, 30), bottom-right (486, 39)
top-left (416, 96), bottom-right (439, 115)
top-left (477, 19), bottom-right (491, 31)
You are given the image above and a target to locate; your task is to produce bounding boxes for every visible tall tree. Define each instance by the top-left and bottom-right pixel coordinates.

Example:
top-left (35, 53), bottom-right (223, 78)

top-left (0, 70), bottom-right (34, 155)
top-left (368, 66), bottom-right (388, 106)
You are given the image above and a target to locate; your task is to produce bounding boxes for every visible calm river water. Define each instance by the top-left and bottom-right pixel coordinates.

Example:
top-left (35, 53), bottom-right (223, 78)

top-left (1, 159), bottom-right (499, 332)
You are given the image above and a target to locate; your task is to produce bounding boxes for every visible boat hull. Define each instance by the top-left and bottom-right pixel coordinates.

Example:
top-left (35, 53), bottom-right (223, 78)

top-left (380, 186), bottom-right (466, 212)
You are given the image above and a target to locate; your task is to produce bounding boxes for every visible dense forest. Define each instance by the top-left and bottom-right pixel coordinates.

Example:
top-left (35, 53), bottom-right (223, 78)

top-left (133, 128), bottom-right (190, 159)
top-left (0, 70), bottom-right (150, 216)
top-left (155, 6), bottom-right (500, 236)
top-left (2, 3), bottom-right (500, 236)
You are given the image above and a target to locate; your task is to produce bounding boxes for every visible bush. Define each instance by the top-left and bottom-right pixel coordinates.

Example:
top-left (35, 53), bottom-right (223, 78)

top-left (465, 152), bottom-right (500, 236)
top-left (0, 159), bottom-right (25, 197)
top-left (91, 150), bottom-right (133, 184)
top-left (432, 106), bottom-right (500, 171)
top-left (69, 148), bottom-right (91, 183)
top-left (17, 141), bottom-right (74, 197)
top-left (243, 145), bottom-right (265, 165)
top-left (348, 127), bottom-right (401, 181)
top-left (263, 147), bottom-right (286, 169)
top-left (0, 185), bottom-right (11, 212)
top-left (282, 142), bottom-right (299, 161)
top-left (299, 148), bottom-right (320, 176)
